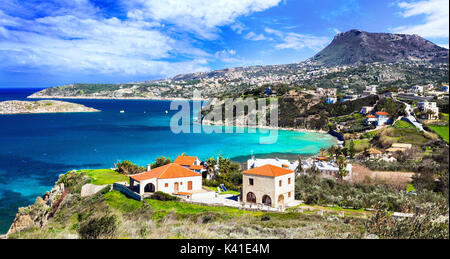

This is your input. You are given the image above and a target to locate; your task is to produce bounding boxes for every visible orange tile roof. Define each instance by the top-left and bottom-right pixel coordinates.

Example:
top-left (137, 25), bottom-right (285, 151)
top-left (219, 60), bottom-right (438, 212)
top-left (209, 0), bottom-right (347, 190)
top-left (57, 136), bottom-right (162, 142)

top-left (366, 115), bottom-right (376, 118)
top-left (376, 112), bottom-right (389, 116)
top-left (189, 165), bottom-right (204, 170)
top-left (175, 192), bottom-right (192, 196)
top-left (130, 163), bottom-right (200, 182)
top-left (243, 164), bottom-right (294, 178)
top-left (174, 155), bottom-right (199, 166)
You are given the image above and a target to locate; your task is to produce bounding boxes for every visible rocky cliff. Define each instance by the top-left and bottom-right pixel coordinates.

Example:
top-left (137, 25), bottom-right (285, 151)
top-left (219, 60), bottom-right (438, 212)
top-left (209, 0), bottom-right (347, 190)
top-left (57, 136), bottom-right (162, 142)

top-left (309, 29), bottom-right (449, 66)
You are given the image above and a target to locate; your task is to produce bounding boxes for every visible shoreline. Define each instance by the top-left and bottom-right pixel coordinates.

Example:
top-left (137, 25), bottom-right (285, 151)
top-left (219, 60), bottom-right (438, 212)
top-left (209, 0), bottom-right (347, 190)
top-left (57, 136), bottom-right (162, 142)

top-left (199, 120), bottom-right (332, 134)
top-left (27, 95), bottom-right (208, 101)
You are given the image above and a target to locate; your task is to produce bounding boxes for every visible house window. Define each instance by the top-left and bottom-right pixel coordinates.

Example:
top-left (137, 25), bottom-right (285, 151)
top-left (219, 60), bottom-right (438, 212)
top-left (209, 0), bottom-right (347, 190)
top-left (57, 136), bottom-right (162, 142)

top-left (288, 178), bottom-right (291, 184)
top-left (165, 183), bottom-right (168, 187)
top-left (249, 178), bottom-right (254, 186)
top-left (279, 180), bottom-right (282, 187)
top-left (188, 181), bottom-right (193, 190)
top-left (288, 192), bottom-right (291, 198)
top-left (180, 182), bottom-right (183, 185)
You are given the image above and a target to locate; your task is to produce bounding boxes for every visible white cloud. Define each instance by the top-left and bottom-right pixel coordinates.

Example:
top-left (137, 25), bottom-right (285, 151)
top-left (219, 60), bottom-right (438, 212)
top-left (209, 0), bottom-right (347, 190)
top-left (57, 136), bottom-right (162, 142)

top-left (275, 33), bottom-right (330, 51)
top-left (391, 0), bottom-right (449, 38)
top-left (264, 27), bottom-right (283, 37)
top-left (230, 21), bottom-right (246, 34)
top-left (0, 13), bottom-right (210, 77)
top-left (214, 49), bottom-right (240, 63)
top-left (126, 0), bottom-right (282, 39)
top-left (264, 27), bottom-right (330, 51)
top-left (244, 31), bottom-right (272, 41)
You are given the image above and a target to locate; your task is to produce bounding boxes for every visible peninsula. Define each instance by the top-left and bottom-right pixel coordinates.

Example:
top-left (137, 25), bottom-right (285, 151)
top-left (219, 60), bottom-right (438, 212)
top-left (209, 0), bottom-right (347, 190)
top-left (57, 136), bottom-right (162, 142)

top-left (0, 100), bottom-right (100, 115)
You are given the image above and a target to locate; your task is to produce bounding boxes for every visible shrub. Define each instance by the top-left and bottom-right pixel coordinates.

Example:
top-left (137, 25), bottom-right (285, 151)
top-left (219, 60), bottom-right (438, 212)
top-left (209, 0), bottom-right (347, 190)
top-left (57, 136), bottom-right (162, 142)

top-left (365, 202), bottom-right (449, 239)
top-left (151, 156), bottom-right (171, 169)
top-left (57, 171), bottom-right (90, 194)
top-left (116, 160), bottom-right (145, 175)
top-left (79, 214), bottom-right (119, 239)
top-left (149, 191), bottom-right (180, 201)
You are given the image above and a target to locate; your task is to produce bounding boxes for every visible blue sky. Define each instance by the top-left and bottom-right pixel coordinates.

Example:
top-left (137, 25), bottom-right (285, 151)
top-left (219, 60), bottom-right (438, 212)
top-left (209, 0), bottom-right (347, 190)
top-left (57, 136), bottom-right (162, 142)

top-left (0, 0), bottom-right (448, 88)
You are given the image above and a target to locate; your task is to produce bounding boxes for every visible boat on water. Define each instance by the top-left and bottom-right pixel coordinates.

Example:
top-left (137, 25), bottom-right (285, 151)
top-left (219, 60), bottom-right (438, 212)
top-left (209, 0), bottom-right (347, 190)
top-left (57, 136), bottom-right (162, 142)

top-left (120, 110), bottom-right (125, 113)
top-left (165, 110), bottom-right (168, 114)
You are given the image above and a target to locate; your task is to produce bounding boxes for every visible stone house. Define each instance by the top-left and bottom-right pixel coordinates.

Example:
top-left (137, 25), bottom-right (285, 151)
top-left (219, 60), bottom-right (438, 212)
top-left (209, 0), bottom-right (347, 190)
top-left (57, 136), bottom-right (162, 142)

top-left (242, 164), bottom-right (295, 208)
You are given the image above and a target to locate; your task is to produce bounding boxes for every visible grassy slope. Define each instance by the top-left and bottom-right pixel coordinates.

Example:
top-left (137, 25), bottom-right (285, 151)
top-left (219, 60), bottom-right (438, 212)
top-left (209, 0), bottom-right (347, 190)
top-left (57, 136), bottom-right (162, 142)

top-left (8, 170), bottom-right (367, 239)
top-left (77, 169), bottom-right (129, 185)
top-left (429, 125), bottom-right (449, 143)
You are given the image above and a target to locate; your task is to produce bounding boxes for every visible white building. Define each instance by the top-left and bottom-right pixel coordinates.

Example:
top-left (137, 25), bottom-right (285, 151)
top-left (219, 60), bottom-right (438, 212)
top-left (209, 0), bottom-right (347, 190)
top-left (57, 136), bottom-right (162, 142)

top-left (363, 85), bottom-right (377, 95)
top-left (247, 157), bottom-right (299, 172)
top-left (418, 102), bottom-right (439, 120)
top-left (301, 158), bottom-right (352, 181)
top-left (375, 112), bottom-right (390, 126)
top-left (361, 106), bottom-right (374, 114)
top-left (326, 97), bottom-right (338, 104)
top-left (129, 163), bottom-right (207, 198)
top-left (410, 85), bottom-right (424, 95)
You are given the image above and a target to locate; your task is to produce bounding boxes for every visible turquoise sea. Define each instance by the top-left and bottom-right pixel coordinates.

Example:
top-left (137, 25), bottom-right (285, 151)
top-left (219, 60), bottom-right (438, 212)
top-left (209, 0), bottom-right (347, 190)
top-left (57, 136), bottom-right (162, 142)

top-left (0, 88), bottom-right (336, 233)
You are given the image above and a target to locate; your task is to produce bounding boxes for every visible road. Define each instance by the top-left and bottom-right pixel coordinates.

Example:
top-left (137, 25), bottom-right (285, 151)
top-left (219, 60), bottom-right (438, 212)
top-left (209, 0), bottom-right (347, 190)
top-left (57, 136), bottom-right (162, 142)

top-left (395, 98), bottom-right (424, 131)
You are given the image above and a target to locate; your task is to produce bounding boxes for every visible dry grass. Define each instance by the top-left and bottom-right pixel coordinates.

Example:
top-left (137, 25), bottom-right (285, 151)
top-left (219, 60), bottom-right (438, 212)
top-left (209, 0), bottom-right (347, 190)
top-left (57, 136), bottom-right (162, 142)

top-left (351, 164), bottom-right (414, 189)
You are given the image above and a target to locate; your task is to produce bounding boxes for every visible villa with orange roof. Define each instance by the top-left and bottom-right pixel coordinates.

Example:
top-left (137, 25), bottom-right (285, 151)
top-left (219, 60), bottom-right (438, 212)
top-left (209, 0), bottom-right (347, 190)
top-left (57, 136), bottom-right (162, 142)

top-left (128, 163), bottom-right (205, 197)
top-left (174, 155), bottom-right (205, 173)
top-left (242, 164), bottom-right (295, 209)
top-left (366, 111), bottom-right (391, 126)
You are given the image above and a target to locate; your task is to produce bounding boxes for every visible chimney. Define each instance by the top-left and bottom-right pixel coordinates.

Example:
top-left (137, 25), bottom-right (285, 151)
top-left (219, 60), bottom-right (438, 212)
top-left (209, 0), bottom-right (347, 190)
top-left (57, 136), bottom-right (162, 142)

top-left (146, 164), bottom-right (151, 171)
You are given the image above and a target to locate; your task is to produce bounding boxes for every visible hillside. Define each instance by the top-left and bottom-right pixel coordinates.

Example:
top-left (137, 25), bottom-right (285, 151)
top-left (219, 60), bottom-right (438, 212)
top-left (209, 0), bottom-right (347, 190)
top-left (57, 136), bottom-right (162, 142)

top-left (27, 30), bottom-right (449, 100)
top-left (309, 30), bottom-right (449, 66)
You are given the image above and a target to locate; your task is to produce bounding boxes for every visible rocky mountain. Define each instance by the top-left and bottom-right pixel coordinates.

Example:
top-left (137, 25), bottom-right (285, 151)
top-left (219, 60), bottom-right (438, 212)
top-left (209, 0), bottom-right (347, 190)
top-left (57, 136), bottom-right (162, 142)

top-left (28, 30), bottom-right (449, 100)
top-left (308, 30), bottom-right (449, 66)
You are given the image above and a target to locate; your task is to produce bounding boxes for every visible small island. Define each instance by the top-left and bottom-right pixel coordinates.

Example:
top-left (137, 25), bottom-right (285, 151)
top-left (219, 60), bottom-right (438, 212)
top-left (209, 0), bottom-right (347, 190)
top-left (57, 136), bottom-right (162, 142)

top-left (0, 100), bottom-right (100, 114)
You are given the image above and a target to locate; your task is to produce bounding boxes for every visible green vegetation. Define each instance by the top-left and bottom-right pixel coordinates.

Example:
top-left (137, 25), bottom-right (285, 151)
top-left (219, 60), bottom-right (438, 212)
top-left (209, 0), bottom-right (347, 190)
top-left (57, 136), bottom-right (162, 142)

top-left (151, 156), bottom-right (172, 169)
top-left (116, 160), bottom-right (145, 175)
top-left (203, 156), bottom-right (242, 191)
top-left (345, 139), bottom-right (370, 152)
top-left (78, 169), bottom-right (129, 185)
top-left (144, 197), bottom-right (259, 219)
top-left (8, 164), bottom-right (449, 239)
top-left (406, 184), bottom-right (416, 193)
top-left (79, 214), bottom-right (118, 239)
top-left (104, 191), bottom-right (144, 213)
top-left (295, 175), bottom-right (447, 212)
top-left (366, 201), bottom-right (448, 239)
top-left (393, 120), bottom-right (415, 129)
top-left (428, 125), bottom-right (449, 143)
top-left (375, 98), bottom-right (406, 119)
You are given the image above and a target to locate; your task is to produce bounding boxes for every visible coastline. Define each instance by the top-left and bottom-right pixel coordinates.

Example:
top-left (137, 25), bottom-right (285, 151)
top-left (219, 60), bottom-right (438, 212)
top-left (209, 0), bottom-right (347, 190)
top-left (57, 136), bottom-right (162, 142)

top-left (27, 95), bottom-right (208, 101)
top-left (200, 120), bottom-right (332, 134)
